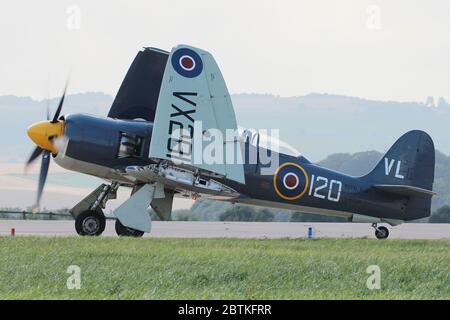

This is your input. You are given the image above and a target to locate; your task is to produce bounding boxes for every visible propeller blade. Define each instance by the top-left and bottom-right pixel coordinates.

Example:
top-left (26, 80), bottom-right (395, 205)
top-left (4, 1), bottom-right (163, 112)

top-left (25, 146), bottom-right (43, 170)
top-left (35, 150), bottom-right (51, 209)
top-left (51, 79), bottom-right (69, 123)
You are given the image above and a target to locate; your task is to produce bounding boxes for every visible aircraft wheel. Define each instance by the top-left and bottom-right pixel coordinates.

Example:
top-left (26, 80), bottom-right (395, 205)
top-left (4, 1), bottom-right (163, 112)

top-left (375, 226), bottom-right (389, 239)
top-left (115, 219), bottom-right (144, 237)
top-left (75, 210), bottom-right (106, 236)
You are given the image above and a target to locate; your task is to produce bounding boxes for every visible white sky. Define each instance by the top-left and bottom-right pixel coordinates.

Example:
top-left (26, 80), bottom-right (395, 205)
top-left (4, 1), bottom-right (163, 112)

top-left (0, 0), bottom-right (449, 102)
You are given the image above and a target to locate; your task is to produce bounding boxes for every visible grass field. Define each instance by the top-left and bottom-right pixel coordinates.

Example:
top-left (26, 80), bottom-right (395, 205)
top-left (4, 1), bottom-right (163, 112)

top-left (0, 236), bottom-right (448, 299)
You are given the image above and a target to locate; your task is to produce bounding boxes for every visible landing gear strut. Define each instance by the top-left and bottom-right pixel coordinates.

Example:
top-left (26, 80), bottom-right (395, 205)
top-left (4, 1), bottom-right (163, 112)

top-left (71, 183), bottom-right (119, 237)
top-left (372, 223), bottom-right (389, 239)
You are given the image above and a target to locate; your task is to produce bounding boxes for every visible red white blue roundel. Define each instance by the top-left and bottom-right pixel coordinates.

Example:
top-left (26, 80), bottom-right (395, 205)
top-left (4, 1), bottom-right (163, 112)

top-left (273, 162), bottom-right (309, 201)
top-left (171, 48), bottom-right (203, 78)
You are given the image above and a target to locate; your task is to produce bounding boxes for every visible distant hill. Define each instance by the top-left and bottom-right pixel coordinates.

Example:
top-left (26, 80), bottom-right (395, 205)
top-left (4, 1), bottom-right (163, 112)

top-left (2, 92), bottom-right (450, 161)
top-left (232, 93), bottom-right (450, 161)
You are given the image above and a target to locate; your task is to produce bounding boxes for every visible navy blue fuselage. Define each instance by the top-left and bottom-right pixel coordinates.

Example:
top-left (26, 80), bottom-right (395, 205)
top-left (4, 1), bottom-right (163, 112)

top-left (61, 113), bottom-right (434, 222)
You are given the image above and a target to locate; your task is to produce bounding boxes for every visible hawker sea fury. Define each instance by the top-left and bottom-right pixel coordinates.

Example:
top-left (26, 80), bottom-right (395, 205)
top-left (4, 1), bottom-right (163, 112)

top-left (25, 45), bottom-right (436, 239)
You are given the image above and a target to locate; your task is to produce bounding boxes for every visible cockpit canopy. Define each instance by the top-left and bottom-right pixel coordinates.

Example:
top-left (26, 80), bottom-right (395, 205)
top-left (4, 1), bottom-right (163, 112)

top-left (238, 127), bottom-right (301, 157)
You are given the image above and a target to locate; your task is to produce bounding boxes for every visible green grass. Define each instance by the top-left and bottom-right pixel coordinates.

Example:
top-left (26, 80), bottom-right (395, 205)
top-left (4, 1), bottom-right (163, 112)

top-left (0, 236), bottom-right (448, 299)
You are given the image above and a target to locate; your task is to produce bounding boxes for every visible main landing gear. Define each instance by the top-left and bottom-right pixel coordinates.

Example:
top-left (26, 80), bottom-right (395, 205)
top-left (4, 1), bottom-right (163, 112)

top-left (72, 182), bottom-right (147, 237)
top-left (372, 223), bottom-right (389, 239)
top-left (72, 183), bottom-right (118, 237)
top-left (75, 210), bottom-right (106, 236)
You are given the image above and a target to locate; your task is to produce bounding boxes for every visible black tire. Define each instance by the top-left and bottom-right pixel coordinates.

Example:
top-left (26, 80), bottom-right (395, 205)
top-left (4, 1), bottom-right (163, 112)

top-left (75, 210), bottom-right (106, 236)
top-left (115, 219), bottom-right (144, 237)
top-left (375, 226), bottom-right (389, 239)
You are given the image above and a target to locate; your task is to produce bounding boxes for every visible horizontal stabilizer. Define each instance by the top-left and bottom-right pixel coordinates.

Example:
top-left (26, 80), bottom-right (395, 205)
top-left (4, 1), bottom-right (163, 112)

top-left (373, 184), bottom-right (436, 198)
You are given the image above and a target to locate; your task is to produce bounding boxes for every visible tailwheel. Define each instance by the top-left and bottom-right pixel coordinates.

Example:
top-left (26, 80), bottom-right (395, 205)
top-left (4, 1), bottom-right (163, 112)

top-left (115, 219), bottom-right (144, 238)
top-left (374, 225), bottom-right (389, 239)
top-left (75, 210), bottom-right (106, 236)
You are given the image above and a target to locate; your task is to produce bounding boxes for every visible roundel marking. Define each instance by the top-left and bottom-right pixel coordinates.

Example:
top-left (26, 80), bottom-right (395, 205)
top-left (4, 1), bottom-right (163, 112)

top-left (180, 55), bottom-right (195, 70)
top-left (273, 162), bottom-right (309, 200)
top-left (283, 173), bottom-right (299, 190)
top-left (171, 48), bottom-right (203, 78)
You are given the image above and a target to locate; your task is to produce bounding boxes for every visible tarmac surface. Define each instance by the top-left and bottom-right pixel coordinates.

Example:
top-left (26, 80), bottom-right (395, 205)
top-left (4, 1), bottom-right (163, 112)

top-left (0, 220), bottom-right (449, 239)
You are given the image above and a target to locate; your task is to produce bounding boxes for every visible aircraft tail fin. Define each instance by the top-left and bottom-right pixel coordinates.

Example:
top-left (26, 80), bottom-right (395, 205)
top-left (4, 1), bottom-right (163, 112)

top-left (363, 130), bottom-right (435, 220)
top-left (364, 130), bottom-right (435, 190)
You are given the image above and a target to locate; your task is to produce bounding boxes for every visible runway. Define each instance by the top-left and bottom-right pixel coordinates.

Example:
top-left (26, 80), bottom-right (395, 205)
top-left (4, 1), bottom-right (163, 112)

top-left (0, 220), bottom-right (449, 239)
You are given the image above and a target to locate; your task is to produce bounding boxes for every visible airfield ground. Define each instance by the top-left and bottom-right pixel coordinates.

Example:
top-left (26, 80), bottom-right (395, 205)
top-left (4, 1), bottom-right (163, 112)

top-left (0, 236), bottom-right (448, 299)
top-left (1, 220), bottom-right (450, 239)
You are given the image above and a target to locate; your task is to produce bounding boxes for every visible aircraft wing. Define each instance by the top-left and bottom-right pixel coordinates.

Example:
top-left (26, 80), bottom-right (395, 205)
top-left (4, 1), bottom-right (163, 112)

top-left (149, 45), bottom-right (245, 184)
top-left (108, 47), bottom-right (169, 122)
top-left (120, 164), bottom-right (241, 200)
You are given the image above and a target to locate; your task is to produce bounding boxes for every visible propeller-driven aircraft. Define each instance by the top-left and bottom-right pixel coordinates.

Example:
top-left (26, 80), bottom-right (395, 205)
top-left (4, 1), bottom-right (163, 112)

top-left (25, 45), bottom-right (436, 239)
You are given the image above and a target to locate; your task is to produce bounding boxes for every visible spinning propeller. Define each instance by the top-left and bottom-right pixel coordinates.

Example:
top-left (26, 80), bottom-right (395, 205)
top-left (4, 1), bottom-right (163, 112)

top-left (25, 82), bottom-right (68, 210)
